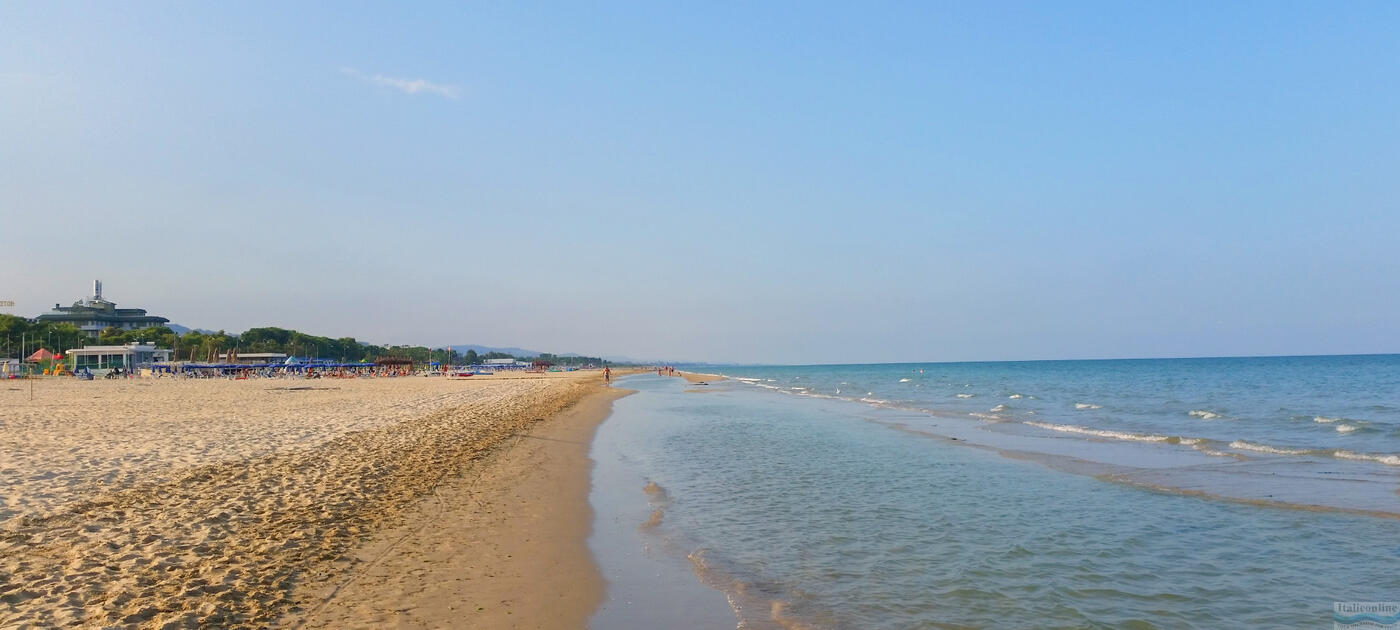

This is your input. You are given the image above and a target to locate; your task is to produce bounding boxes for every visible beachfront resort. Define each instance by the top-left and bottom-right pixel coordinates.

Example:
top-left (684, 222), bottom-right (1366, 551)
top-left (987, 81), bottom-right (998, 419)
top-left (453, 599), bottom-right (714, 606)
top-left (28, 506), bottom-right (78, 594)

top-left (2, 280), bottom-right (603, 379)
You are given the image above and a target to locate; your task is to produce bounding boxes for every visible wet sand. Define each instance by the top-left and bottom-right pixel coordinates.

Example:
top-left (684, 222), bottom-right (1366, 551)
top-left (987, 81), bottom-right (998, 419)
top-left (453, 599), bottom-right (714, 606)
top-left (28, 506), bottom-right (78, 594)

top-left (0, 372), bottom-right (609, 628)
top-left (291, 386), bottom-right (632, 629)
top-left (679, 372), bottom-right (725, 384)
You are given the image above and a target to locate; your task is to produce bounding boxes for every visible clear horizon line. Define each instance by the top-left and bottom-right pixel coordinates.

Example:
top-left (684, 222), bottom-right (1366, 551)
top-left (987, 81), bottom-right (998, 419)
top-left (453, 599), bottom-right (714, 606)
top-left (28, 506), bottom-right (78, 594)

top-left (675, 351), bottom-right (1400, 368)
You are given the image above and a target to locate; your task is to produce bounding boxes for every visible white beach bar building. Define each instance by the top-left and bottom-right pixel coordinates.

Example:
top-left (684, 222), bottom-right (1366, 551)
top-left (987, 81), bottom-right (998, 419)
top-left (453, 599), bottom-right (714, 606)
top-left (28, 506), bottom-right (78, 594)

top-left (483, 358), bottom-right (533, 368)
top-left (68, 342), bottom-right (173, 371)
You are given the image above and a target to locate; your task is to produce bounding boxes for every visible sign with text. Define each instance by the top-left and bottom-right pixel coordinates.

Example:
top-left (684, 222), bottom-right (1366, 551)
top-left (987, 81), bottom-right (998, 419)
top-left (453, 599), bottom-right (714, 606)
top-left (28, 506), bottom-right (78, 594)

top-left (1336, 602), bottom-right (1400, 629)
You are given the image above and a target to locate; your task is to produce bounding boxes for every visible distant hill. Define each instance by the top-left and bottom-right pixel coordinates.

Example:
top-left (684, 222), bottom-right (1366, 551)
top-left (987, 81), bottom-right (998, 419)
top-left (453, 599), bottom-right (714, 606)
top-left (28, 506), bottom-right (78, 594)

top-left (446, 344), bottom-right (547, 357)
top-left (167, 323), bottom-right (216, 335)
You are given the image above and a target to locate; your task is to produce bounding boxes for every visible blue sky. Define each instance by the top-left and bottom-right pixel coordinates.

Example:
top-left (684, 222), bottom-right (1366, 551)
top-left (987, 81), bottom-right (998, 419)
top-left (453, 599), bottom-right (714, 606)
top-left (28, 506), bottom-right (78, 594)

top-left (3, 2), bottom-right (1397, 363)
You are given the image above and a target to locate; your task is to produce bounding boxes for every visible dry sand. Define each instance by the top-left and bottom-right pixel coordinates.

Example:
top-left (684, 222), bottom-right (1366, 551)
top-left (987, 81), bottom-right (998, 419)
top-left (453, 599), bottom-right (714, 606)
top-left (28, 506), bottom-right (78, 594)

top-left (0, 371), bottom-right (609, 629)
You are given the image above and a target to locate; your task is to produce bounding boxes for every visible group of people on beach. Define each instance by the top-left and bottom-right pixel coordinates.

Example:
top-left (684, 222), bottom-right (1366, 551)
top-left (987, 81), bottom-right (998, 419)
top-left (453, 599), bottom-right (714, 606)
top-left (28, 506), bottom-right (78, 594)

top-left (154, 366), bottom-right (419, 380)
top-left (656, 366), bottom-right (678, 377)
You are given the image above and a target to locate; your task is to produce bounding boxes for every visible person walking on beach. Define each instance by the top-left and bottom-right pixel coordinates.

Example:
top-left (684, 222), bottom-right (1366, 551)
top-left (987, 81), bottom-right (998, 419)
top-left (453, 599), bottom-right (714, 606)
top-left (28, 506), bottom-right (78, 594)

top-left (604, 366), bottom-right (612, 386)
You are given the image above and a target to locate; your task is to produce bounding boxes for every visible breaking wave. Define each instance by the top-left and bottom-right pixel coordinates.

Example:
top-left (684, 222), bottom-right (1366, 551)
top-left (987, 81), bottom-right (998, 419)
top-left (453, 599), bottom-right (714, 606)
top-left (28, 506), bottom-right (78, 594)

top-left (1222, 441), bottom-right (1400, 466)
top-left (1228, 440), bottom-right (1312, 455)
top-left (1334, 450), bottom-right (1400, 466)
top-left (1025, 421), bottom-right (1178, 443)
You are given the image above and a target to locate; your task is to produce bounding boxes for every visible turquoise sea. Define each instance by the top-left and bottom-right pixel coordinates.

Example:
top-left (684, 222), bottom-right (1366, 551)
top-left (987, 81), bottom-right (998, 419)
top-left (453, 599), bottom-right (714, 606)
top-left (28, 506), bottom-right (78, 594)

top-left (589, 356), bottom-right (1400, 629)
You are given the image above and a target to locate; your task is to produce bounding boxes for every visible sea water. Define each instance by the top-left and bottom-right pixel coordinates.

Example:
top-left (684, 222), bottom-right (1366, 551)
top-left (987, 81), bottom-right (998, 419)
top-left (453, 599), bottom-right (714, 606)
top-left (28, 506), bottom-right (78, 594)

top-left (589, 356), bottom-right (1400, 629)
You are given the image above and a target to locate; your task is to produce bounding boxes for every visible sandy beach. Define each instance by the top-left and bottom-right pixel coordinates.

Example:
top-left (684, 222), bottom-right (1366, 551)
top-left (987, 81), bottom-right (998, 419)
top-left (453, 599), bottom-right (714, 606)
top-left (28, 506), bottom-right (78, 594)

top-left (0, 371), bottom-right (616, 629)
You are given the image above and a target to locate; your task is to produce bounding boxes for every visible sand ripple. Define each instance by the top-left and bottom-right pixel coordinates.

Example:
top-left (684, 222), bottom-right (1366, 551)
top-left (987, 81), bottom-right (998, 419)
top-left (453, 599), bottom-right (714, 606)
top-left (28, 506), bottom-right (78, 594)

top-left (0, 375), bottom-right (594, 628)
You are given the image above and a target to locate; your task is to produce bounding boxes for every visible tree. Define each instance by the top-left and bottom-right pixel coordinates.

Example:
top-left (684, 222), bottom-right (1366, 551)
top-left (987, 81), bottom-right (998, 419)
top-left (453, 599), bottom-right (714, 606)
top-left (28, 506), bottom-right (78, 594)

top-left (50, 323), bottom-right (83, 353)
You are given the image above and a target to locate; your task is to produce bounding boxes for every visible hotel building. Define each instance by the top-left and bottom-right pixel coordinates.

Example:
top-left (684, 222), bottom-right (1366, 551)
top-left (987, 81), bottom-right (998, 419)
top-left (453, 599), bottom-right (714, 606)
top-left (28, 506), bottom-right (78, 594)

top-left (34, 280), bottom-right (170, 338)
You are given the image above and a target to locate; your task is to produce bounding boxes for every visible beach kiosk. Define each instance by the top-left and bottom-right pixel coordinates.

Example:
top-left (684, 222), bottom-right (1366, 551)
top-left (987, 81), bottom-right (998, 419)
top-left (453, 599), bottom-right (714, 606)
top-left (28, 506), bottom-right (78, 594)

top-left (373, 356), bottom-right (414, 376)
top-left (67, 342), bottom-right (173, 374)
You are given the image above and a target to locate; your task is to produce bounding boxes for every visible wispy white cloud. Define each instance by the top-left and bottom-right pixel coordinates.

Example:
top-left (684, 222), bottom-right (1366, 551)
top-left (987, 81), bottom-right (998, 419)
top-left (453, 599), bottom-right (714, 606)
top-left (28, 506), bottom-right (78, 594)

top-left (340, 67), bottom-right (460, 99)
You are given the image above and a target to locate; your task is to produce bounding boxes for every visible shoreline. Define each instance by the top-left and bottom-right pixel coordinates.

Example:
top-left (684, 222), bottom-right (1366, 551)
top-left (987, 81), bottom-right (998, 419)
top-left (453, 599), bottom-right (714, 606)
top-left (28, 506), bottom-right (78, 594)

top-left (679, 371), bottom-right (725, 384)
top-left (289, 383), bottom-right (632, 628)
top-left (587, 374), bottom-right (740, 629)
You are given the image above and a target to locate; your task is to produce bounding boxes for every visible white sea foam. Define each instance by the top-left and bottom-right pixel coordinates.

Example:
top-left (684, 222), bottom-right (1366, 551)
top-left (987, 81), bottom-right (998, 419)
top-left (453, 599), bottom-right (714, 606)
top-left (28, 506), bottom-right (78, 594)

top-left (899, 378), bottom-right (911, 383)
top-left (990, 404), bottom-right (1007, 412)
top-left (1215, 441), bottom-right (1400, 466)
top-left (1024, 421), bottom-right (1172, 443)
top-left (1008, 394), bottom-right (1023, 399)
top-left (1075, 403), bottom-right (1101, 410)
top-left (1193, 446), bottom-right (1235, 458)
top-left (733, 377), bottom-right (762, 382)
top-left (1313, 416), bottom-right (1342, 424)
top-left (1334, 450), bottom-right (1400, 466)
top-left (1336, 424), bottom-right (1358, 434)
top-left (859, 397), bottom-right (890, 405)
top-left (956, 393), bottom-right (974, 398)
top-left (791, 387), bottom-right (808, 391)
top-left (1228, 440), bottom-right (1311, 456)
top-left (1189, 410), bottom-right (1224, 420)
top-left (969, 412), bottom-right (1002, 421)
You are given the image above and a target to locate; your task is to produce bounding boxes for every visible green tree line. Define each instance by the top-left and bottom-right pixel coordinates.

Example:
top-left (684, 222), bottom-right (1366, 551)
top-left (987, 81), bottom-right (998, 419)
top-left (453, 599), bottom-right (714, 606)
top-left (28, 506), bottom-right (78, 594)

top-left (0, 315), bottom-right (608, 366)
top-left (0, 315), bottom-right (86, 358)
